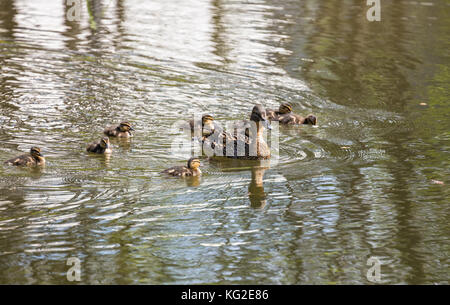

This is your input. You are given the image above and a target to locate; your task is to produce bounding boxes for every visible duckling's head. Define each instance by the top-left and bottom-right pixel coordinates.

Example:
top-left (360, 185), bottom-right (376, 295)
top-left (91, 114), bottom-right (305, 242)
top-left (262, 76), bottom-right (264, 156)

top-left (30, 147), bottom-right (43, 157)
top-left (100, 137), bottom-right (110, 149)
top-left (119, 121), bottom-right (134, 132)
top-left (279, 103), bottom-right (292, 114)
top-left (202, 114), bottom-right (214, 125)
top-left (201, 114), bottom-right (215, 135)
top-left (187, 157), bottom-right (201, 170)
top-left (250, 105), bottom-right (272, 130)
top-left (304, 114), bottom-right (317, 125)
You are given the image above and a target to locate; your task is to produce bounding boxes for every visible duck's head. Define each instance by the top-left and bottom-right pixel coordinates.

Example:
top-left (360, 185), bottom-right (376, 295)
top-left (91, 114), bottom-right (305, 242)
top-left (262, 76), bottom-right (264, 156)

top-left (279, 103), bottom-right (292, 114)
top-left (30, 147), bottom-right (43, 157)
top-left (187, 157), bottom-right (201, 170)
top-left (119, 121), bottom-right (134, 132)
top-left (250, 105), bottom-right (272, 130)
top-left (304, 114), bottom-right (317, 125)
top-left (100, 137), bottom-right (110, 149)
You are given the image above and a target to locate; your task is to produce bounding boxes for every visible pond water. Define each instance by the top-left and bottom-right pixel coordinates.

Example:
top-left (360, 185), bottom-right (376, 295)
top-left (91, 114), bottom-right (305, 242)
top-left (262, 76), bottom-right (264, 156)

top-left (0, 0), bottom-right (448, 284)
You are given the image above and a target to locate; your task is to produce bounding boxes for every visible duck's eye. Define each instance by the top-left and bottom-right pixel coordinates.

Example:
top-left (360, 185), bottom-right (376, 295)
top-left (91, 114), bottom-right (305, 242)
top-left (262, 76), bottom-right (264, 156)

top-left (31, 148), bottom-right (42, 156)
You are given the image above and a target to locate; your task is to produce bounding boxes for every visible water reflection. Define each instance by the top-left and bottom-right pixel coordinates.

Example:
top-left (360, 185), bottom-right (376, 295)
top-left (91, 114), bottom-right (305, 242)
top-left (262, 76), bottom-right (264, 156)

top-left (248, 166), bottom-right (267, 209)
top-left (185, 175), bottom-right (201, 187)
top-left (111, 137), bottom-right (133, 151)
top-left (0, 0), bottom-right (17, 101)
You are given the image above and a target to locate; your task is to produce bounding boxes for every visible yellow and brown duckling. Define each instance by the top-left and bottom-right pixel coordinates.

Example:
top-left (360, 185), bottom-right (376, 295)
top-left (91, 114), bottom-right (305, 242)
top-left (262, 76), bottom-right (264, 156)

top-left (266, 103), bottom-right (293, 121)
top-left (4, 147), bottom-right (45, 167)
top-left (189, 114), bottom-right (215, 138)
top-left (279, 113), bottom-right (317, 125)
top-left (104, 121), bottom-right (134, 138)
top-left (161, 157), bottom-right (202, 177)
top-left (86, 137), bottom-right (112, 154)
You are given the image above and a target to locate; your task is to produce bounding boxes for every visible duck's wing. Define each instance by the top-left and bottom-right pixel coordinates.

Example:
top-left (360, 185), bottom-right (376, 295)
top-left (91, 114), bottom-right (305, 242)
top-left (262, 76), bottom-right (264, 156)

top-left (161, 166), bottom-right (190, 176)
top-left (86, 142), bottom-right (100, 153)
top-left (279, 113), bottom-right (301, 125)
top-left (233, 120), bottom-right (255, 142)
top-left (202, 121), bottom-right (254, 158)
top-left (103, 126), bottom-right (118, 136)
top-left (5, 154), bottom-right (33, 166)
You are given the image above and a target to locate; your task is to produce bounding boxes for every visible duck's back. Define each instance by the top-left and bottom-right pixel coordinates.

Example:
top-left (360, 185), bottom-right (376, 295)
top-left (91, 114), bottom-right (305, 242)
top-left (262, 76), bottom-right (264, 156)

top-left (86, 143), bottom-right (98, 153)
top-left (219, 132), bottom-right (270, 160)
top-left (203, 120), bottom-right (271, 159)
top-left (104, 126), bottom-right (119, 137)
top-left (161, 166), bottom-right (192, 177)
top-left (5, 154), bottom-right (36, 166)
top-left (279, 113), bottom-right (303, 125)
top-left (87, 142), bottom-right (104, 153)
top-left (203, 126), bottom-right (244, 155)
top-left (225, 139), bottom-right (270, 160)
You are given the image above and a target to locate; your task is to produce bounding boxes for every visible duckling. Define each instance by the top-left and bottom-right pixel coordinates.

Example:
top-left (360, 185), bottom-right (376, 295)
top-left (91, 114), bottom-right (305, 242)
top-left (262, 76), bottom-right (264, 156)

top-left (4, 147), bottom-right (45, 167)
top-left (205, 105), bottom-right (271, 160)
top-left (161, 157), bottom-right (202, 177)
top-left (87, 137), bottom-right (112, 154)
top-left (279, 113), bottom-right (317, 125)
top-left (104, 121), bottom-right (134, 138)
top-left (189, 114), bottom-right (215, 138)
top-left (266, 103), bottom-right (293, 121)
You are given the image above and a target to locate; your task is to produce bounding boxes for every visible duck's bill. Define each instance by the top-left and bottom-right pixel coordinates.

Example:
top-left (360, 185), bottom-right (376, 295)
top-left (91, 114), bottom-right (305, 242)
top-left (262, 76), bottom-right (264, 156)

top-left (129, 127), bottom-right (135, 131)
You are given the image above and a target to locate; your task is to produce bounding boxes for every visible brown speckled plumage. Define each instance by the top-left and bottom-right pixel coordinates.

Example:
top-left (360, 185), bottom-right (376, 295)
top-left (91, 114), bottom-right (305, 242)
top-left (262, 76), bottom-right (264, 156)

top-left (204, 105), bottom-right (271, 160)
top-left (267, 103), bottom-right (293, 121)
top-left (279, 113), bottom-right (317, 125)
top-left (4, 147), bottom-right (45, 167)
top-left (87, 137), bottom-right (112, 154)
top-left (161, 157), bottom-right (202, 177)
top-left (104, 121), bottom-right (134, 138)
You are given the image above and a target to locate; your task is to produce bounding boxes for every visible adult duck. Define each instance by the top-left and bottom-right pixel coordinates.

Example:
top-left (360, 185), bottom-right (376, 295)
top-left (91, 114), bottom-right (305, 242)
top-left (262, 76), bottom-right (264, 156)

top-left (204, 105), bottom-right (271, 160)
